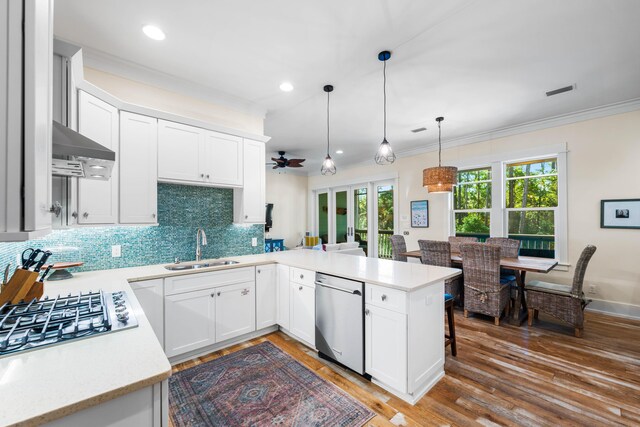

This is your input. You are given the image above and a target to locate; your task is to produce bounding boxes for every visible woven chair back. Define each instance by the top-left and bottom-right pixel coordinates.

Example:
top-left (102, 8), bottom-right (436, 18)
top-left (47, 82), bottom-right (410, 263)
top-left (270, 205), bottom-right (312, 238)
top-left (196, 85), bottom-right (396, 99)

top-left (418, 240), bottom-right (452, 268)
top-left (485, 237), bottom-right (520, 258)
top-left (572, 245), bottom-right (597, 294)
top-left (390, 235), bottom-right (408, 262)
top-left (449, 236), bottom-right (479, 253)
top-left (460, 243), bottom-right (502, 292)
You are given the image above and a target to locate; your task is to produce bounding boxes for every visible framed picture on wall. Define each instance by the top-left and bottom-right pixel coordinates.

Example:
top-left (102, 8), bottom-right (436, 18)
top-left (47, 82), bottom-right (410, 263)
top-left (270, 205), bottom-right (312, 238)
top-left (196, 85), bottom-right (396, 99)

top-left (410, 200), bottom-right (429, 228)
top-left (601, 199), bottom-right (640, 229)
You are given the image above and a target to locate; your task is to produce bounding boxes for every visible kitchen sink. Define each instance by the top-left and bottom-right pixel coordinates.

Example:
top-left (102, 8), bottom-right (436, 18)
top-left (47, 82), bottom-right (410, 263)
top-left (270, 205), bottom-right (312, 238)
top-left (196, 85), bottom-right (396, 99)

top-left (164, 260), bottom-right (239, 271)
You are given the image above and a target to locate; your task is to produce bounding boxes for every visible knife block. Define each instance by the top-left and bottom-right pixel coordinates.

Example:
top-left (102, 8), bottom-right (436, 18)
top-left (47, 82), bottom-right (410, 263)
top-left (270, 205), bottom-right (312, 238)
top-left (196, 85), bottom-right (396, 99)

top-left (0, 269), bottom-right (40, 305)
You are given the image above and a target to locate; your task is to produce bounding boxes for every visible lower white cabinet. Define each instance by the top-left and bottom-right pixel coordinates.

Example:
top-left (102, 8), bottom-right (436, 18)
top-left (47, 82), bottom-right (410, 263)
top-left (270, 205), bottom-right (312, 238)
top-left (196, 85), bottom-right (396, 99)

top-left (290, 282), bottom-right (315, 347)
top-left (215, 281), bottom-right (256, 342)
top-left (165, 288), bottom-right (216, 358)
top-left (276, 265), bottom-right (290, 330)
top-left (365, 304), bottom-right (407, 393)
top-left (130, 279), bottom-right (164, 347)
top-left (256, 264), bottom-right (277, 329)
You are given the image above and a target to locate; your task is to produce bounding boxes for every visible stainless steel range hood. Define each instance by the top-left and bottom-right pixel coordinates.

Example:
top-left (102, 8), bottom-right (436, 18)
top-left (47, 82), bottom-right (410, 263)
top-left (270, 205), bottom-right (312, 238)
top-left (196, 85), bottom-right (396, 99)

top-left (52, 120), bottom-right (115, 180)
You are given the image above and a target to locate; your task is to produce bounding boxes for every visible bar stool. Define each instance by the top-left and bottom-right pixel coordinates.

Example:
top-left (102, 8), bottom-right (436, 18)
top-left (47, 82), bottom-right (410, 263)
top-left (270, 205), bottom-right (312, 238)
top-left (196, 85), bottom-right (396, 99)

top-left (445, 293), bottom-right (457, 356)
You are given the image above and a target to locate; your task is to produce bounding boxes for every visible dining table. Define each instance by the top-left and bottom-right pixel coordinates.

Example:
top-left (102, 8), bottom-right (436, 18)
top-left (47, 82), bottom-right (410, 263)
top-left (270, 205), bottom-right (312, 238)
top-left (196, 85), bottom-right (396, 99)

top-left (399, 250), bottom-right (558, 325)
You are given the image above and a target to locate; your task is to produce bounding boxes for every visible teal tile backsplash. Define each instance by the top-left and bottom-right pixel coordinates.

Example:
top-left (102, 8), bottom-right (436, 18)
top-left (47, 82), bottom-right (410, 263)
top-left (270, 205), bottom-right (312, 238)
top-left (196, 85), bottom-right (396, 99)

top-left (0, 184), bottom-right (264, 272)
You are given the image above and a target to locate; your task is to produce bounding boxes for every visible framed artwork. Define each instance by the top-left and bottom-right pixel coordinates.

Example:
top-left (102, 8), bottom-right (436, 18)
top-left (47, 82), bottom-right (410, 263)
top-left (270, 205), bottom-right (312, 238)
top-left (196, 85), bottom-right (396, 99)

top-left (600, 199), bottom-right (640, 229)
top-left (410, 200), bottom-right (429, 228)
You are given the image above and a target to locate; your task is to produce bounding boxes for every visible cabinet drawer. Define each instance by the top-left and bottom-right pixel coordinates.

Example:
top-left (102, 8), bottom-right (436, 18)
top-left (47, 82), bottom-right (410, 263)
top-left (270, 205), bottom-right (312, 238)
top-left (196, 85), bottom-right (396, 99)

top-left (365, 283), bottom-right (408, 314)
top-left (165, 267), bottom-right (254, 295)
top-left (290, 267), bottom-right (315, 287)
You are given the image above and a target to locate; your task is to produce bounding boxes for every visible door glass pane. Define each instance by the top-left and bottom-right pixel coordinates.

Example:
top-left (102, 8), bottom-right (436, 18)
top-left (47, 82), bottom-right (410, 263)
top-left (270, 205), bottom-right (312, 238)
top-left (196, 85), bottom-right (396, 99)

top-left (318, 192), bottom-right (328, 244)
top-left (508, 210), bottom-right (555, 258)
top-left (353, 187), bottom-right (368, 255)
top-left (377, 185), bottom-right (394, 259)
top-left (335, 190), bottom-right (348, 243)
top-left (454, 212), bottom-right (490, 240)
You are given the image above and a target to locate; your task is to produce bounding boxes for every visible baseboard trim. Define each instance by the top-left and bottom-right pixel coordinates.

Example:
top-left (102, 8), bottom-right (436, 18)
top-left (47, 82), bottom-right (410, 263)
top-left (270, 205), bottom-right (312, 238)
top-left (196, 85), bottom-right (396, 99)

top-left (586, 299), bottom-right (640, 320)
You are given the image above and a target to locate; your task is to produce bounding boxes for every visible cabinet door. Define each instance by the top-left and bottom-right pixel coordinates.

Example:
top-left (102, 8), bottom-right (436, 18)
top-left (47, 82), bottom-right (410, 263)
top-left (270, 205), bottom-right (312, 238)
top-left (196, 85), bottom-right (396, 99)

top-left (276, 265), bottom-right (290, 330)
top-left (77, 91), bottom-right (119, 224)
top-left (157, 120), bottom-right (204, 183)
top-left (130, 279), bottom-right (164, 347)
top-left (256, 265), bottom-right (277, 329)
top-left (203, 131), bottom-right (243, 186)
top-left (365, 304), bottom-right (407, 393)
top-left (119, 112), bottom-right (157, 224)
top-left (290, 283), bottom-right (315, 347)
top-left (165, 288), bottom-right (216, 357)
top-left (234, 139), bottom-right (265, 223)
top-left (215, 281), bottom-right (256, 342)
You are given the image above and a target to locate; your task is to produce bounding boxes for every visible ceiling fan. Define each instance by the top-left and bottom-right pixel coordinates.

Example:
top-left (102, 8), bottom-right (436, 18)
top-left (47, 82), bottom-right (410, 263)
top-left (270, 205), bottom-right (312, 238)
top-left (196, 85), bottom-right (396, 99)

top-left (268, 151), bottom-right (306, 169)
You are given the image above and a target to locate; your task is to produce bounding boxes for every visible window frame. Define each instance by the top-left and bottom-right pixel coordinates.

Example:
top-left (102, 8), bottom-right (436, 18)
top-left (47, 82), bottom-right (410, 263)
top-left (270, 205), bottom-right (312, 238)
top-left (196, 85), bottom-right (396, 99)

top-left (452, 166), bottom-right (493, 239)
top-left (449, 145), bottom-right (568, 267)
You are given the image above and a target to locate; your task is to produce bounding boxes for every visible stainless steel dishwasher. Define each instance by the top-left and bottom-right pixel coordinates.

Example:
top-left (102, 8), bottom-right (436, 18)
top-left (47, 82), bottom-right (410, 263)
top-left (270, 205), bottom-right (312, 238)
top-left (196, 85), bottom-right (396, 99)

top-left (315, 272), bottom-right (365, 375)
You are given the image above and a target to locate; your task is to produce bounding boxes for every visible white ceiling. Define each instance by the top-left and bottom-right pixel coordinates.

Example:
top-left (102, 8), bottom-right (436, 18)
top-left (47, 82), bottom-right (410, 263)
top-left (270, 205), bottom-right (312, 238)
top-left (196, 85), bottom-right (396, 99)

top-left (54, 0), bottom-right (640, 173)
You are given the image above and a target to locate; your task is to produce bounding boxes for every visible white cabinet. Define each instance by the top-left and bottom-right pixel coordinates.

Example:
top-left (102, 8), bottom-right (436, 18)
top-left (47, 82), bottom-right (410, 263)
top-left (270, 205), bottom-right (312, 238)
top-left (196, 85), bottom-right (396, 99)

top-left (77, 91), bottom-right (119, 224)
top-left (276, 265), bottom-right (291, 330)
top-left (202, 131), bottom-right (243, 186)
top-left (119, 112), bottom-right (158, 224)
top-left (290, 282), bottom-right (315, 347)
top-left (233, 139), bottom-right (265, 223)
top-left (157, 120), bottom-right (205, 183)
top-left (164, 288), bottom-right (216, 358)
top-left (256, 264), bottom-right (277, 330)
top-left (215, 281), bottom-right (256, 342)
top-left (365, 304), bottom-right (407, 393)
top-left (130, 279), bottom-right (164, 347)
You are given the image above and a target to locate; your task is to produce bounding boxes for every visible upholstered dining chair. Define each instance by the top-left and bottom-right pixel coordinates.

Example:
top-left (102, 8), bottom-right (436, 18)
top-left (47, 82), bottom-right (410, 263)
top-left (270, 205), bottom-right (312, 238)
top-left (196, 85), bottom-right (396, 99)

top-left (418, 240), bottom-right (462, 303)
top-left (390, 235), bottom-right (408, 262)
top-left (460, 243), bottom-right (512, 325)
top-left (448, 236), bottom-right (479, 253)
top-left (525, 245), bottom-right (597, 337)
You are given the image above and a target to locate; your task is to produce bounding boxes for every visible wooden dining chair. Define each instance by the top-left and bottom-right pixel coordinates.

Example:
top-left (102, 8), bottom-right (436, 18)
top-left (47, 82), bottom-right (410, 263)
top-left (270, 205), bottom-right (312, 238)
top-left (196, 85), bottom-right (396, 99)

top-left (448, 236), bottom-right (479, 253)
top-left (418, 240), bottom-right (462, 303)
top-left (390, 235), bottom-right (408, 262)
top-left (525, 245), bottom-right (597, 337)
top-left (460, 243), bottom-right (511, 325)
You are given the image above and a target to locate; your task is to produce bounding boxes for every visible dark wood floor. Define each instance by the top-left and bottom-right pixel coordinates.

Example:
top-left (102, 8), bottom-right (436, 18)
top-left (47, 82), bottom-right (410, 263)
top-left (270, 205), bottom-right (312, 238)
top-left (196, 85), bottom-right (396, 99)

top-left (171, 310), bottom-right (640, 426)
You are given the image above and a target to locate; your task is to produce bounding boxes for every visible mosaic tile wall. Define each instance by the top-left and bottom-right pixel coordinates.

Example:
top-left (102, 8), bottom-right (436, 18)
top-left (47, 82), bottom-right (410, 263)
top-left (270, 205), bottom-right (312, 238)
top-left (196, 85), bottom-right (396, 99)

top-left (0, 184), bottom-right (265, 272)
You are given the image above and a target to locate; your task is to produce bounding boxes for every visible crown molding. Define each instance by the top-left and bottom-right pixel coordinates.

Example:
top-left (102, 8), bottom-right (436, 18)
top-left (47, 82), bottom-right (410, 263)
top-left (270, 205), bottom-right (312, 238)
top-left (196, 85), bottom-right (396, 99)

top-left (79, 44), bottom-right (268, 119)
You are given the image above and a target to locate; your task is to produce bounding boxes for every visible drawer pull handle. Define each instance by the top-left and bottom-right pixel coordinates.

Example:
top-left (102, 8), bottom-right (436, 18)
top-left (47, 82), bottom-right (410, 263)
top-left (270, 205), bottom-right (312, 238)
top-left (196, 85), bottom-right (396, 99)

top-left (257, 269), bottom-right (261, 273)
top-left (299, 286), bottom-right (303, 291)
top-left (211, 293), bottom-right (215, 298)
top-left (381, 295), bottom-right (387, 301)
top-left (365, 309), bottom-right (370, 315)
top-left (300, 274), bottom-right (304, 279)
top-left (217, 291), bottom-right (221, 296)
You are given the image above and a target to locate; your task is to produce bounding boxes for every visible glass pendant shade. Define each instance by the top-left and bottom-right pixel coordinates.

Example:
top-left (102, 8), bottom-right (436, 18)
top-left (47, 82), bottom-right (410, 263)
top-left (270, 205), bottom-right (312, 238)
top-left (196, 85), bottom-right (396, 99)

top-left (374, 51), bottom-right (395, 165)
top-left (320, 84), bottom-right (337, 175)
top-left (375, 139), bottom-right (396, 165)
top-left (422, 116), bottom-right (457, 192)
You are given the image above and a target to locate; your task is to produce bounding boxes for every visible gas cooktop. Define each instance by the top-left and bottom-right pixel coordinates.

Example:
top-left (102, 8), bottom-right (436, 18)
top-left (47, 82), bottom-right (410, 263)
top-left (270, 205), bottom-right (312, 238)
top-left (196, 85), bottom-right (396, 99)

top-left (0, 290), bottom-right (138, 357)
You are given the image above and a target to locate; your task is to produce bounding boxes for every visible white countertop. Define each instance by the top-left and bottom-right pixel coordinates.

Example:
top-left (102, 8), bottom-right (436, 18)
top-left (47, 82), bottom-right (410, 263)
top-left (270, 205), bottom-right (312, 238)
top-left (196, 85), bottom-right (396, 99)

top-left (0, 250), bottom-right (459, 426)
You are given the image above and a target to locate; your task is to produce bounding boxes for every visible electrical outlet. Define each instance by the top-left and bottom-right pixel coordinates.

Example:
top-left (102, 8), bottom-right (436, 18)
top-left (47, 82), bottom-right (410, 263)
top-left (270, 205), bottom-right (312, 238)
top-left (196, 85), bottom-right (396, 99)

top-left (588, 284), bottom-right (597, 294)
top-left (251, 237), bottom-right (258, 247)
top-left (403, 231), bottom-right (410, 236)
top-left (111, 245), bottom-right (122, 258)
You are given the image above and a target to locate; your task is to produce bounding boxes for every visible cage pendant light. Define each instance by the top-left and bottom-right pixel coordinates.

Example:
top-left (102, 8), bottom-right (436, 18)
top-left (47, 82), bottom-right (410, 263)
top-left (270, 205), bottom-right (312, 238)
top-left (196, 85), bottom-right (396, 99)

top-left (423, 117), bottom-right (457, 192)
top-left (320, 85), bottom-right (336, 175)
top-left (374, 51), bottom-right (396, 165)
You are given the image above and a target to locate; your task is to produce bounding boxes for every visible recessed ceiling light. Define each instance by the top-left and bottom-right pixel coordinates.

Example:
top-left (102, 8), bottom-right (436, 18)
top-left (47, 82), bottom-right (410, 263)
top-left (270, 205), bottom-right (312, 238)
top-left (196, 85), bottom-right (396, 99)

top-left (335, 150), bottom-right (344, 154)
top-left (279, 82), bottom-right (294, 92)
top-left (142, 25), bottom-right (166, 41)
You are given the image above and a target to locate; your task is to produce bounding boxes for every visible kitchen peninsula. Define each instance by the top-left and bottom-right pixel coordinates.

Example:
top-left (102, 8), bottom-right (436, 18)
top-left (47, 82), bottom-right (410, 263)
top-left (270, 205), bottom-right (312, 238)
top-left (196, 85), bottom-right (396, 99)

top-left (0, 250), bottom-right (459, 426)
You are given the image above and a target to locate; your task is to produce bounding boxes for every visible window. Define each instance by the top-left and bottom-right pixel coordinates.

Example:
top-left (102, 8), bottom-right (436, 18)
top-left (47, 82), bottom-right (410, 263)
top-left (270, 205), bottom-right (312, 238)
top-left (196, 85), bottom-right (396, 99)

top-left (505, 158), bottom-right (558, 258)
top-left (453, 167), bottom-right (492, 240)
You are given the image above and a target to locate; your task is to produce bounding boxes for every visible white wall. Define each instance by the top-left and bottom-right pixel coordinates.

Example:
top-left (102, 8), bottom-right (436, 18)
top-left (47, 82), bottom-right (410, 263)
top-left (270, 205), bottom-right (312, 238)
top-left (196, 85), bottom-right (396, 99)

top-left (308, 110), bottom-right (640, 313)
top-left (83, 67), bottom-right (264, 135)
top-left (265, 171), bottom-right (308, 248)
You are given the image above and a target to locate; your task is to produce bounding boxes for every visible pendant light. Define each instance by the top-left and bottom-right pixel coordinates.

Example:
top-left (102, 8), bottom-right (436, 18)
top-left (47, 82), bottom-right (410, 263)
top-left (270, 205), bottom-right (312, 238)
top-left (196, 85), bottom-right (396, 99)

top-left (320, 84), bottom-right (336, 175)
top-left (423, 117), bottom-right (457, 192)
top-left (374, 50), bottom-right (396, 165)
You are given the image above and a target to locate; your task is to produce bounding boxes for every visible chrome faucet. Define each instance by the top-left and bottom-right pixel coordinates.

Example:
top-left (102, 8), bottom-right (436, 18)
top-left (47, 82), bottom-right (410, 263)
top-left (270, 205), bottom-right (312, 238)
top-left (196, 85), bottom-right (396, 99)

top-left (196, 228), bottom-right (208, 261)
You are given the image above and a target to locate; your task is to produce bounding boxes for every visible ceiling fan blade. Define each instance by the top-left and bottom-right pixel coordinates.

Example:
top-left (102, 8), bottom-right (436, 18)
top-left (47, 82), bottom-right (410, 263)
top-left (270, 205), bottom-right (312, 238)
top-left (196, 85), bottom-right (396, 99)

top-left (288, 163), bottom-right (304, 168)
top-left (287, 159), bottom-right (306, 164)
top-left (272, 157), bottom-right (286, 163)
top-left (272, 165), bottom-right (281, 169)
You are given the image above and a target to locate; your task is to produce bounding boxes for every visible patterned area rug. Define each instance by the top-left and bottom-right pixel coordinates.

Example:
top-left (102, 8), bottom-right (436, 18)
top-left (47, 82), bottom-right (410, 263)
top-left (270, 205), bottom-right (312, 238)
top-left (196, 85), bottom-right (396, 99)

top-left (169, 341), bottom-right (375, 427)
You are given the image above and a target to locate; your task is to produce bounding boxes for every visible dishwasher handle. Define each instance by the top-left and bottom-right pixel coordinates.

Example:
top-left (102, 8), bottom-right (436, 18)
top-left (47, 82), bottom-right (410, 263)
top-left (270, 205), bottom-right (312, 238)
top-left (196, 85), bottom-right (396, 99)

top-left (316, 282), bottom-right (362, 296)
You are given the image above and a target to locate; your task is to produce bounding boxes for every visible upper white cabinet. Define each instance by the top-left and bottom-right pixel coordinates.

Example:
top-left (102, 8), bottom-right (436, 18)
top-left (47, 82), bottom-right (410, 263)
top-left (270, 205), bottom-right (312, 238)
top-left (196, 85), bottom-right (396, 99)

top-left (234, 139), bottom-right (265, 223)
top-left (202, 131), bottom-right (243, 186)
top-left (0, 0), bottom-right (53, 241)
top-left (157, 120), bottom-right (204, 183)
top-left (119, 112), bottom-right (158, 224)
top-left (77, 91), bottom-right (119, 224)
top-left (256, 264), bottom-right (277, 330)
